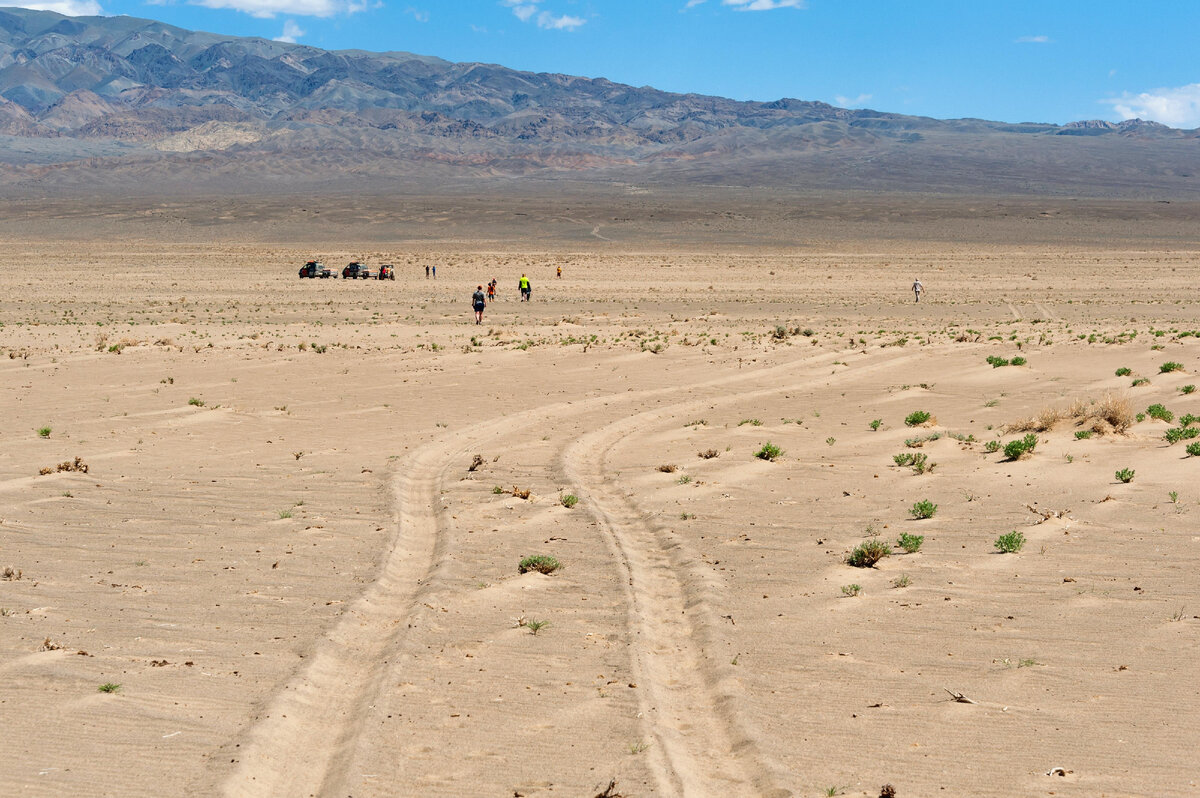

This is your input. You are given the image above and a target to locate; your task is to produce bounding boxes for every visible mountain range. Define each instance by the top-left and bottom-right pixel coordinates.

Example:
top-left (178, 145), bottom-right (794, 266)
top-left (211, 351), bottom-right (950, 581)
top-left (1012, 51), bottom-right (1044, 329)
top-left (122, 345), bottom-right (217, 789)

top-left (1, 6), bottom-right (1198, 198)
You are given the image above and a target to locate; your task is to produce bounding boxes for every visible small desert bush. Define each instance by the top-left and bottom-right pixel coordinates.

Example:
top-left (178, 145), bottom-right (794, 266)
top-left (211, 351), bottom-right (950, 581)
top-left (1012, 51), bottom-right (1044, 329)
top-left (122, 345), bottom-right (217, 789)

top-left (986, 355), bottom-right (1010, 368)
top-left (909, 499), bottom-right (937, 519)
top-left (1011, 356), bottom-right (1027, 366)
top-left (560, 494), bottom-right (579, 508)
top-left (1146, 404), bottom-right (1174, 423)
top-left (1181, 384), bottom-right (1196, 394)
top-left (910, 453), bottom-right (933, 474)
top-left (36, 426), bottom-right (51, 438)
top-left (1115, 468), bottom-right (1135, 483)
top-left (994, 531), bottom-right (1025, 553)
top-left (1003, 433), bottom-right (1039, 460)
top-left (698, 449), bottom-right (719, 459)
top-left (755, 442), bottom-right (783, 461)
top-left (841, 584), bottom-right (862, 597)
top-left (904, 410), bottom-right (933, 427)
top-left (518, 555), bottom-right (561, 575)
top-left (1186, 441), bottom-right (1200, 457)
top-left (1115, 367), bottom-right (1132, 376)
top-left (1160, 361), bottom-right (1184, 373)
top-left (1164, 426), bottom-right (1200, 444)
top-left (869, 418), bottom-right (883, 431)
top-left (893, 453), bottom-right (915, 466)
top-left (897, 532), bottom-right (924, 553)
top-left (657, 464), bottom-right (677, 473)
top-left (846, 539), bottom-right (891, 568)
top-left (188, 397), bottom-right (205, 407)
top-left (984, 440), bottom-right (1001, 453)
top-left (1075, 430), bottom-right (1092, 440)
top-left (1132, 378), bottom-right (1150, 387)
top-left (98, 683), bottom-right (121, 694)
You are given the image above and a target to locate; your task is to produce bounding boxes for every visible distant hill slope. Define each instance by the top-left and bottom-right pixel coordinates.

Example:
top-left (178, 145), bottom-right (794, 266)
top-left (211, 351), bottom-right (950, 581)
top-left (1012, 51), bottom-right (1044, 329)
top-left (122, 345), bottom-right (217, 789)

top-left (0, 6), bottom-right (1197, 198)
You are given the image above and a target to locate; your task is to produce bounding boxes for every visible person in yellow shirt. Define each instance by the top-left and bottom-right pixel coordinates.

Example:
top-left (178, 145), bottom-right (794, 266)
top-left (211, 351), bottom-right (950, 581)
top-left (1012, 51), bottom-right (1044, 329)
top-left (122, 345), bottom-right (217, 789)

top-left (519, 274), bottom-right (531, 301)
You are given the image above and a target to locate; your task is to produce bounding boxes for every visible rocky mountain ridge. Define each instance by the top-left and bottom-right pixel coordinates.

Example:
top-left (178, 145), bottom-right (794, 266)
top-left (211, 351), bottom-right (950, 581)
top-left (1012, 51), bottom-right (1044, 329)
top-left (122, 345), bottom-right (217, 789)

top-left (0, 6), bottom-right (1197, 198)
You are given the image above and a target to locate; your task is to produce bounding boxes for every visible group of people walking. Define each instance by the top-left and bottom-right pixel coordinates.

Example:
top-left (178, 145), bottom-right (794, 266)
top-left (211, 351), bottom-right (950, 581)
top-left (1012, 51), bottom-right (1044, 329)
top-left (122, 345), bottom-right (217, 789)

top-left (471, 272), bottom-right (547, 323)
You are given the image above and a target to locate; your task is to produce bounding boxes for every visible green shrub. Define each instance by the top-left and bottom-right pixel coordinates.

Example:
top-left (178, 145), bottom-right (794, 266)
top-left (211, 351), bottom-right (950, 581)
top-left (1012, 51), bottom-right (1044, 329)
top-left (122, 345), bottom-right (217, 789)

top-left (984, 440), bottom-right (1001, 453)
top-left (1181, 414), bottom-right (1199, 427)
top-left (869, 418), bottom-right (883, 431)
top-left (1115, 468), bottom-right (1135, 483)
top-left (897, 532), bottom-right (924, 553)
top-left (910, 453), bottom-right (933, 474)
top-left (893, 452), bottom-right (916, 467)
top-left (846, 539), bottom-right (891, 568)
top-left (841, 584), bottom-right (862, 597)
top-left (1115, 367), bottom-right (1132, 376)
top-left (755, 442), bottom-right (783, 461)
top-left (518, 555), bottom-right (561, 575)
top-left (1181, 384), bottom-right (1196, 394)
top-left (1132, 378), bottom-right (1150, 387)
top-left (560, 494), bottom-right (579, 508)
top-left (98, 683), bottom-right (121, 693)
top-left (904, 410), bottom-right (932, 427)
top-left (986, 355), bottom-right (1010, 368)
top-left (1160, 361), bottom-right (1184, 373)
top-left (188, 397), bottom-right (205, 407)
top-left (909, 499), bottom-right (937, 519)
top-left (36, 426), bottom-right (51, 438)
top-left (1074, 430), bottom-right (1092, 440)
top-left (1003, 433), bottom-right (1039, 460)
top-left (1186, 441), bottom-right (1200, 457)
top-left (1146, 404), bottom-right (1174, 422)
top-left (1010, 356), bottom-right (1027, 366)
top-left (1164, 426), bottom-right (1200, 444)
top-left (994, 531), bottom-right (1025, 553)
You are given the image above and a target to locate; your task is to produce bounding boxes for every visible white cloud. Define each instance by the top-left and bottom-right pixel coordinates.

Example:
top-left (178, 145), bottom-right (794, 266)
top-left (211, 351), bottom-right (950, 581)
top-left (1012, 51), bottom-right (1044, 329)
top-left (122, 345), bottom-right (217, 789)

top-left (273, 19), bottom-right (304, 41)
top-left (1015, 35), bottom-right (1050, 44)
top-left (192, 0), bottom-right (367, 19)
top-left (722, 0), bottom-right (805, 10)
top-left (500, 0), bottom-right (584, 30)
top-left (537, 10), bottom-right (583, 29)
top-left (404, 7), bottom-right (429, 22)
top-left (1104, 83), bottom-right (1200, 129)
top-left (15, 0), bottom-right (103, 14)
top-left (835, 93), bottom-right (872, 108)
top-left (684, 0), bottom-right (706, 7)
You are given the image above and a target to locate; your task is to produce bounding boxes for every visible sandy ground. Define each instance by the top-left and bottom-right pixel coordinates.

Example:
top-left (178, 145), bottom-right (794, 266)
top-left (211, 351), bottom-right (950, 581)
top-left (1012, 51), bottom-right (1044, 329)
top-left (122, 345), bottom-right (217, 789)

top-left (1, 221), bottom-right (1199, 798)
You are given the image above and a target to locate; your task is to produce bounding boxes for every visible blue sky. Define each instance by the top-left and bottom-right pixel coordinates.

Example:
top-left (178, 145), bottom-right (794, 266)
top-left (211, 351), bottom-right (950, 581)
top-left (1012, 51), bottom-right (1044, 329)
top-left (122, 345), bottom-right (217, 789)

top-left (25, 0), bottom-right (1200, 128)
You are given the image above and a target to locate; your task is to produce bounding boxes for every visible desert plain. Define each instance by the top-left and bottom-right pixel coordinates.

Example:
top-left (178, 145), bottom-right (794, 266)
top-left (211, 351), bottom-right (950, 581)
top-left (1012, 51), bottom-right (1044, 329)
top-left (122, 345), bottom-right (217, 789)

top-left (1, 193), bottom-right (1199, 798)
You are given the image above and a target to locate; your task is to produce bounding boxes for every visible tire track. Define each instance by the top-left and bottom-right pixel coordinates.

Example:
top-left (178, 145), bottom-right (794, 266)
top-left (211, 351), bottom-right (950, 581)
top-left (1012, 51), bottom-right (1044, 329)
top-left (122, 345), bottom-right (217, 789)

top-left (558, 351), bottom-right (924, 796)
top-left (221, 345), bottom-right (921, 797)
top-left (220, 441), bottom-right (450, 798)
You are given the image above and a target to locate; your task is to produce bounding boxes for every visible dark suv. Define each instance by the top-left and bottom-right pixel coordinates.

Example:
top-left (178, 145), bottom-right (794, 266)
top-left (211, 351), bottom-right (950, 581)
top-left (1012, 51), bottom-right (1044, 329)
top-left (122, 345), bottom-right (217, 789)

top-left (342, 261), bottom-right (372, 279)
top-left (299, 260), bottom-right (332, 278)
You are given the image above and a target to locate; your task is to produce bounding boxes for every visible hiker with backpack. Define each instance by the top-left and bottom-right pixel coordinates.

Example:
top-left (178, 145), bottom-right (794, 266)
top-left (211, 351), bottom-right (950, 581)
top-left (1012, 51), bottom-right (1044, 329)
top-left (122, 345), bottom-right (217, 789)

top-left (472, 285), bottom-right (486, 323)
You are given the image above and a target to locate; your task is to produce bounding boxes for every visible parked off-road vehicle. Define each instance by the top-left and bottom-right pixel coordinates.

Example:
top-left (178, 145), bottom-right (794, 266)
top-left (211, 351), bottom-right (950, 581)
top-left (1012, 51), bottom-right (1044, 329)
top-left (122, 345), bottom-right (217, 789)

top-left (342, 261), bottom-right (371, 279)
top-left (378, 264), bottom-right (396, 280)
top-left (299, 260), bottom-right (332, 278)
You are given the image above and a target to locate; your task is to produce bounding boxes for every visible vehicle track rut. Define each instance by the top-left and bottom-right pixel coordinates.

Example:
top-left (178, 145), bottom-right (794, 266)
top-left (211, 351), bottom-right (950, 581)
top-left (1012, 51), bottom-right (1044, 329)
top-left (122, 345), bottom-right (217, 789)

top-left (221, 346), bottom-right (919, 797)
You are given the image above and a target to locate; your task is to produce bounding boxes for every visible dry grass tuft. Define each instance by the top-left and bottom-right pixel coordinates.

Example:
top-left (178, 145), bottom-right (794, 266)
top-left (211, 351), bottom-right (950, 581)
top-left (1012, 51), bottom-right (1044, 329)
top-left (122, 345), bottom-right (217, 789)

top-left (1005, 405), bottom-right (1064, 433)
top-left (1008, 394), bottom-right (1132, 436)
top-left (1074, 393), bottom-right (1134, 434)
